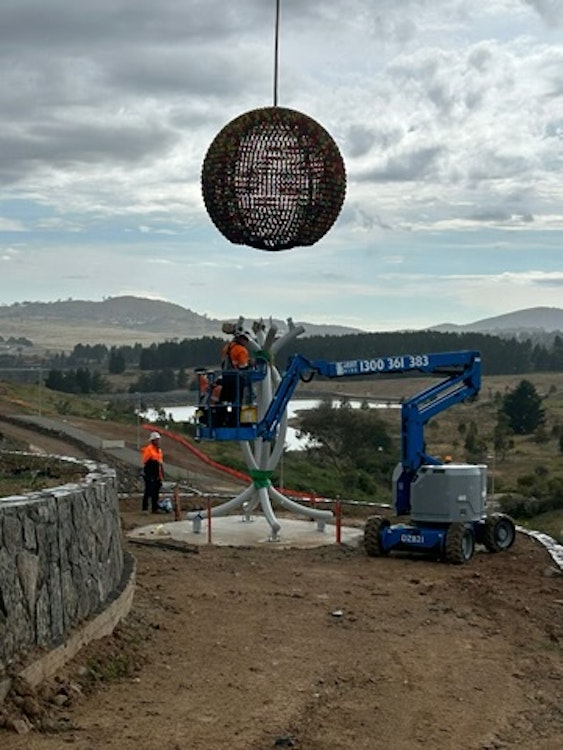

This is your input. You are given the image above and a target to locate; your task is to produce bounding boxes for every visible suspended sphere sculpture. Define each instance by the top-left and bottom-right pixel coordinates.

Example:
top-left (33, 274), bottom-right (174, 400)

top-left (201, 106), bottom-right (346, 251)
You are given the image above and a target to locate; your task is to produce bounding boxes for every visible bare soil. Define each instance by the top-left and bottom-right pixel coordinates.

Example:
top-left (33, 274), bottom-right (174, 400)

top-left (1, 417), bottom-right (563, 749)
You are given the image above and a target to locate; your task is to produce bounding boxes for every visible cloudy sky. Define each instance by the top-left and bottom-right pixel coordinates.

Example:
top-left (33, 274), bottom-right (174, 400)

top-left (1, 0), bottom-right (562, 332)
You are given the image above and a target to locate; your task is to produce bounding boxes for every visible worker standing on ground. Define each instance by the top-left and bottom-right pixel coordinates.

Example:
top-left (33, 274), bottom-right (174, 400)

top-left (141, 431), bottom-right (164, 513)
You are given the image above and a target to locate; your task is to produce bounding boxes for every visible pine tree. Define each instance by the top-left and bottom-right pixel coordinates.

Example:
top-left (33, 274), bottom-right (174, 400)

top-left (502, 379), bottom-right (545, 435)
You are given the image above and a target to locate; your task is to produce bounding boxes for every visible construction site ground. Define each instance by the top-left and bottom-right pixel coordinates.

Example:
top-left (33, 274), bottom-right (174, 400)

top-left (0, 414), bottom-right (562, 750)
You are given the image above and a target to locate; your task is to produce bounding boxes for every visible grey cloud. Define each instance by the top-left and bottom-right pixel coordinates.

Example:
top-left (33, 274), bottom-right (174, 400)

top-left (469, 209), bottom-right (513, 222)
top-left (32, 120), bottom-right (177, 163)
top-left (523, 0), bottom-right (563, 25)
top-left (362, 145), bottom-right (444, 182)
top-left (467, 45), bottom-right (494, 72)
top-left (345, 124), bottom-right (404, 159)
top-left (542, 61), bottom-right (563, 98)
top-left (345, 125), bottom-right (377, 158)
top-left (467, 152), bottom-right (534, 182)
top-left (0, 121), bottom-right (177, 186)
top-left (106, 47), bottom-right (268, 99)
top-left (0, 1), bottom-right (252, 51)
top-left (537, 276), bottom-right (563, 286)
top-left (544, 119), bottom-right (563, 139)
top-left (340, 204), bottom-right (393, 230)
top-left (426, 81), bottom-right (455, 115)
top-left (468, 209), bottom-right (535, 223)
top-left (0, 2), bottom-right (269, 101)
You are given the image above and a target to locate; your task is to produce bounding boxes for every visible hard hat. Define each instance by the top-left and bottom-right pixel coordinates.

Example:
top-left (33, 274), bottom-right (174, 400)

top-left (149, 431), bottom-right (161, 441)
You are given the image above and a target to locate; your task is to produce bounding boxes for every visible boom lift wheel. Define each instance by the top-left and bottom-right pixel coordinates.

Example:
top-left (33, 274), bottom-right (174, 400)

top-left (364, 516), bottom-right (390, 557)
top-left (444, 522), bottom-right (475, 564)
top-left (483, 513), bottom-right (516, 552)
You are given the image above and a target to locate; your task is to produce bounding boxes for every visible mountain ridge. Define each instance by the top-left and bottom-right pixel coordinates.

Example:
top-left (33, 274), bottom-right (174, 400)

top-left (0, 296), bottom-right (360, 350)
top-left (0, 298), bottom-right (561, 351)
top-left (431, 306), bottom-right (563, 334)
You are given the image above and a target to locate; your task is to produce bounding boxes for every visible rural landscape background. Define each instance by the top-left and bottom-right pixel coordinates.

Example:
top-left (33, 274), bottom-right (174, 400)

top-left (1, 296), bottom-right (562, 542)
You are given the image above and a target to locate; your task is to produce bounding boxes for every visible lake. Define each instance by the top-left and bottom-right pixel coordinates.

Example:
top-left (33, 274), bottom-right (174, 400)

top-left (144, 398), bottom-right (400, 451)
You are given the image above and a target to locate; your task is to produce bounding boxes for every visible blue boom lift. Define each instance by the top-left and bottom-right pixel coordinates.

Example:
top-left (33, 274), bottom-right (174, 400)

top-left (196, 349), bottom-right (515, 563)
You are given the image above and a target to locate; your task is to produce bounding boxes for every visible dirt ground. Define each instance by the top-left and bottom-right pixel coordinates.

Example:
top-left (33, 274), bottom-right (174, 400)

top-left (1, 417), bottom-right (563, 749)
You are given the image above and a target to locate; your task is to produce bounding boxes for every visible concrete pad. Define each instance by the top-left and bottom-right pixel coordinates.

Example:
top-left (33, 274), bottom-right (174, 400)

top-left (127, 514), bottom-right (364, 550)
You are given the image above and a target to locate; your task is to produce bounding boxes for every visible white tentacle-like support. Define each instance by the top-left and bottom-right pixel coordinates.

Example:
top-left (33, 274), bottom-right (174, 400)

top-left (187, 317), bottom-right (333, 540)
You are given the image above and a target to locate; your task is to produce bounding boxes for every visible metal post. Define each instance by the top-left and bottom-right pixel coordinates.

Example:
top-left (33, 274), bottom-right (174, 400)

top-left (335, 499), bottom-right (342, 544)
top-left (37, 367), bottom-right (42, 416)
top-left (136, 392), bottom-right (141, 450)
top-left (207, 497), bottom-right (212, 545)
top-left (173, 484), bottom-right (181, 521)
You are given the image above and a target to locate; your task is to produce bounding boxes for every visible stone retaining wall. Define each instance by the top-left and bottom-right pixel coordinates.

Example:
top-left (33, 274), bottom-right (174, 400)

top-left (0, 459), bottom-right (124, 678)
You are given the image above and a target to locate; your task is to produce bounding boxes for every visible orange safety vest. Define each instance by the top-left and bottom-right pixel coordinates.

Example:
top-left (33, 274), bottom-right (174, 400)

top-left (210, 382), bottom-right (223, 404)
top-left (141, 443), bottom-right (163, 480)
top-left (221, 340), bottom-right (249, 369)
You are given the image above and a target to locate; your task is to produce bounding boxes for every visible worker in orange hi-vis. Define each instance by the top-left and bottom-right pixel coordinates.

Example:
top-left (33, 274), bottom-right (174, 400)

top-left (140, 431), bottom-right (164, 513)
top-left (221, 331), bottom-right (250, 370)
top-left (220, 330), bottom-right (252, 409)
top-left (197, 371), bottom-right (209, 401)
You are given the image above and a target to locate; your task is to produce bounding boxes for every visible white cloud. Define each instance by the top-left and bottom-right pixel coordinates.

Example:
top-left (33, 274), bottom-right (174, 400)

top-left (1, 247), bottom-right (20, 261)
top-left (0, 219), bottom-right (25, 231)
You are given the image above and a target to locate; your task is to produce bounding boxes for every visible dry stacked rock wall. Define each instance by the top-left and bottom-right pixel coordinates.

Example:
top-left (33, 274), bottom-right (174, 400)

top-left (0, 461), bottom-right (124, 673)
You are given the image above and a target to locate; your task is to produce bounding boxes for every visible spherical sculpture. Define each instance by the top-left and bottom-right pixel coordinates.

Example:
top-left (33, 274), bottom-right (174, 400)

top-left (201, 107), bottom-right (346, 251)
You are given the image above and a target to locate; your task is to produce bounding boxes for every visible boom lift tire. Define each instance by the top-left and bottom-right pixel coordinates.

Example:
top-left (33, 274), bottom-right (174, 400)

top-left (364, 515), bottom-right (390, 557)
top-left (445, 522), bottom-right (475, 564)
top-left (482, 513), bottom-right (516, 553)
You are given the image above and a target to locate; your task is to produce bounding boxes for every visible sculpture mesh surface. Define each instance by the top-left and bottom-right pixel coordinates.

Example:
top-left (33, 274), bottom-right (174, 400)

top-left (201, 107), bottom-right (346, 251)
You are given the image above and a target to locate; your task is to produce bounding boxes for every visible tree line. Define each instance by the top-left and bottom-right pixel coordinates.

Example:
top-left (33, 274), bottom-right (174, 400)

top-left (133, 330), bottom-right (563, 376)
top-left (22, 330), bottom-right (563, 373)
top-left (36, 329), bottom-right (563, 396)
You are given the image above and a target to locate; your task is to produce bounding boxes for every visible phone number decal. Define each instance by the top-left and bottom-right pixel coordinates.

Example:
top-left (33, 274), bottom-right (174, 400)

top-left (335, 354), bottom-right (430, 376)
top-left (356, 354), bottom-right (430, 373)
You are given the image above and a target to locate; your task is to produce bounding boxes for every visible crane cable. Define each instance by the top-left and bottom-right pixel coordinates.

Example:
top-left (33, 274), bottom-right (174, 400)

top-left (273, 0), bottom-right (281, 106)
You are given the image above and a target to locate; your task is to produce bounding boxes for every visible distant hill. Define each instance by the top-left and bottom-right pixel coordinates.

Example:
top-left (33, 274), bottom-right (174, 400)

top-left (1, 298), bottom-right (561, 353)
top-left (0, 297), bottom-right (360, 351)
top-left (431, 307), bottom-right (563, 336)
top-left (0, 297), bottom-right (215, 334)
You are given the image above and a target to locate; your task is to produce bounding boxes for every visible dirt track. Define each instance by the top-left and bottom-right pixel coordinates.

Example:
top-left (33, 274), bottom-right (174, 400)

top-left (1, 417), bottom-right (563, 749)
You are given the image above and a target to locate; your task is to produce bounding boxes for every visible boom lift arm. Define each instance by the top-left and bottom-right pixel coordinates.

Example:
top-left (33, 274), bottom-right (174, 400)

top-left (254, 351), bottom-right (481, 513)
top-left (259, 350), bottom-right (480, 444)
top-left (197, 349), bottom-right (482, 476)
